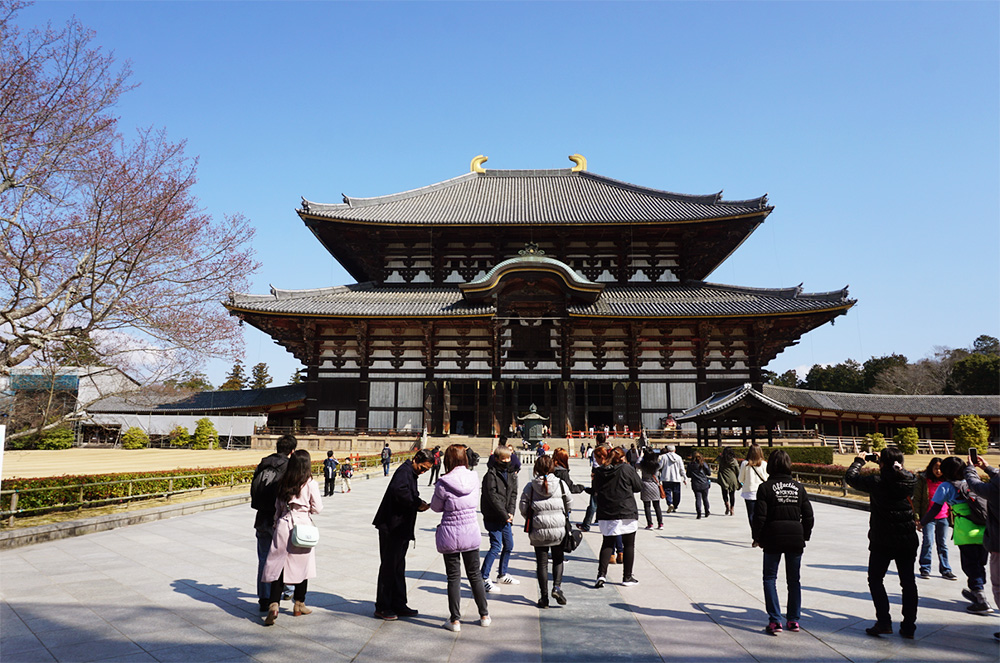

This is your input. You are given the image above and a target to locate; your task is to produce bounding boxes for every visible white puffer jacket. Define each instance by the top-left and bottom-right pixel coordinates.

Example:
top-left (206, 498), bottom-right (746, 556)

top-left (519, 474), bottom-right (572, 548)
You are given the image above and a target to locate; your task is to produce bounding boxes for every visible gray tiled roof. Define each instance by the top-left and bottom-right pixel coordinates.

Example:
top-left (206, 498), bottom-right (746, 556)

top-left (300, 169), bottom-right (770, 225)
top-left (90, 385), bottom-right (306, 413)
top-left (763, 385), bottom-right (1000, 417)
top-left (677, 383), bottom-right (796, 422)
top-left (227, 282), bottom-right (851, 318)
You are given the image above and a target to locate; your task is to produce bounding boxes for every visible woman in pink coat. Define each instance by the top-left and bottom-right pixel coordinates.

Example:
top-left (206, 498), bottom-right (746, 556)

top-left (430, 444), bottom-right (490, 632)
top-left (262, 449), bottom-right (322, 625)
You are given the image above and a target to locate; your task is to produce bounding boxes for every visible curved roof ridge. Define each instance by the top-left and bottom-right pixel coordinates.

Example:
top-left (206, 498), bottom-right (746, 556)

top-left (304, 172), bottom-right (479, 211)
top-left (580, 171), bottom-right (770, 209)
top-left (694, 281), bottom-right (810, 299)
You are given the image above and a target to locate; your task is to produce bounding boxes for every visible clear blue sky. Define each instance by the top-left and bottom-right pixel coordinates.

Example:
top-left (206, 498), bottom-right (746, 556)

top-left (18, 1), bottom-right (1000, 388)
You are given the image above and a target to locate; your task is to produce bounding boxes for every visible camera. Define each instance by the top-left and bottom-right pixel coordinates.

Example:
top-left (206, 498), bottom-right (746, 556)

top-left (864, 453), bottom-right (878, 463)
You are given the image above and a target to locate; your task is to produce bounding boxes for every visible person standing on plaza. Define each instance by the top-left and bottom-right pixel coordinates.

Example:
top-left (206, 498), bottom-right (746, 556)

top-left (520, 455), bottom-right (573, 607)
top-left (920, 456), bottom-right (992, 614)
top-left (912, 457), bottom-right (956, 580)
top-left (739, 443), bottom-right (768, 534)
top-left (846, 447), bottom-right (919, 639)
top-left (250, 434), bottom-right (297, 613)
top-left (963, 454), bottom-right (1000, 638)
top-left (262, 449), bottom-right (323, 625)
top-left (339, 457), bottom-right (354, 493)
top-left (428, 445), bottom-right (442, 485)
top-left (481, 445), bottom-right (519, 592)
top-left (687, 452), bottom-right (712, 519)
top-left (717, 446), bottom-right (740, 517)
top-left (592, 446), bottom-right (642, 588)
top-left (639, 450), bottom-right (664, 530)
top-left (323, 451), bottom-right (339, 498)
top-left (552, 447), bottom-right (585, 495)
top-left (372, 448), bottom-right (434, 621)
top-left (381, 443), bottom-right (392, 477)
top-left (752, 450), bottom-right (814, 636)
top-left (577, 432), bottom-right (609, 531)
top-left (430, 444), bottom-right (490, 631)
top-left (658, 444), bottom-right (687, 513)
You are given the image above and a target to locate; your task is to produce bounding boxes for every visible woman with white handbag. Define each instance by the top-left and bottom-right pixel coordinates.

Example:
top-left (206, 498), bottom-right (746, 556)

top-left (262, 449), bottom-right (323, 625)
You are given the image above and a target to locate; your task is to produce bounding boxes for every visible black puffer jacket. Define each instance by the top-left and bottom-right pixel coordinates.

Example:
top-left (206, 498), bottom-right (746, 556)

top-left (845, 459), bottom-right (918, 552)
top-left (593, 463), bottom-right (642, 521)
top-left (554, 466), bottom-right (585, 494)
top-left (481, 464), bottom-right (518, 528)
top-left (752, 474), bottom-right (814, 553)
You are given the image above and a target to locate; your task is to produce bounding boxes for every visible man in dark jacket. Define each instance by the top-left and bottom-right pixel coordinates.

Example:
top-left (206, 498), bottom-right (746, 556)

top-left (846, 447), bottom-right (919, 638)
top-left (480, 445), bottom-right (519, 590)
top-left (964, 456), bottom-right (999, 627)
top-left (372, 449), bottom-right (434, 620)
top-left (250, 434), bottom-right (297, 612)
top-left (752, 450), bottom-right (814, 634)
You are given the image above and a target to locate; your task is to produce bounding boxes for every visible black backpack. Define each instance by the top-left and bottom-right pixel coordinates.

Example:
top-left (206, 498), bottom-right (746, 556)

top-left (466, 447), bottom-right (480, 468)
top-left (954, 480), bottom-right (988, 526)
top-left (250, 458), bottom-right (283, 511)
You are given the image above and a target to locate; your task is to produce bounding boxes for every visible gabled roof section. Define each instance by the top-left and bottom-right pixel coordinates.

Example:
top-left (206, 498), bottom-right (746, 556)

top-left (90, 384), bottom-right (307, 413)
top-left (299, 169), bottom-right (771, 226)
top-left (762, 385), bottom-right (1000, 418)
top-left (676, 384), bottom-right (797, 422)
top-left (460, 250), bottom-right (604, 304)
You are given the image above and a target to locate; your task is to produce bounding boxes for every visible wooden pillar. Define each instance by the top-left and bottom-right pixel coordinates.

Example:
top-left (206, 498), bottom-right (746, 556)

top-left (474, 380), bottom-right (481, 437)
top-left (423, 381), bottom-right (437, 435)
top-left (303, 365), bottom-right (320, 431)
top-left (442, 381), bottom-right (451, 436)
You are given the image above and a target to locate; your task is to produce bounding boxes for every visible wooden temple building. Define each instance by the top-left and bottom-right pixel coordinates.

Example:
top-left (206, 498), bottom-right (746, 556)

top-left (226, 156), bottom-right (855, 437)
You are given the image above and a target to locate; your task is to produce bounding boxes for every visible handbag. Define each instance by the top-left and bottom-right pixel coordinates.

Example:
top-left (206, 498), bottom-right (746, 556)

top-left (658, 483), bottom-right (666, 500)
top-left (291, 521), bottom-right (319, 548)
top-left (562, 519), bottom-right (583, 553)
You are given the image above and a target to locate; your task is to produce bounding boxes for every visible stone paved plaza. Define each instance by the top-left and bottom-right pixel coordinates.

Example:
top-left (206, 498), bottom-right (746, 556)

top-left (1, 457), bottom-right (997, 662)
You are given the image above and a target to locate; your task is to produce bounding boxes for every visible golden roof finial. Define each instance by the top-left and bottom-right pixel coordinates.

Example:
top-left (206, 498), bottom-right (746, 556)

top-left (569, 154), bottom-right (587, 172)
top-left (471, 155), bottom-right (488, 173)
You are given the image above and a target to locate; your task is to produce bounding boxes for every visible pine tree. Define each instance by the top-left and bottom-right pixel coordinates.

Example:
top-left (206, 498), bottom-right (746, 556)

top-left (219, 361), bottom-right (247, 391)
top-left (288, 370), bottom-right (302, 385)
top-left (250, 362), bottom-right (272, 390)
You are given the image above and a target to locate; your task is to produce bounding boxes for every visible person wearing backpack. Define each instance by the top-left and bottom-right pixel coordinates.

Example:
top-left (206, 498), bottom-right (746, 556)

top-left (323, 451), bottom-right (339, 497)
top-left (964, 454), bottom-right (1000, 640)
top-left (251, 434), bottom-right (297, 612)
top-left (340, 458), bottom-right (354, 493)
top-left (381, 443), bottom-right (393, 477)
top-left (921, 456), bottom-right (992, 615)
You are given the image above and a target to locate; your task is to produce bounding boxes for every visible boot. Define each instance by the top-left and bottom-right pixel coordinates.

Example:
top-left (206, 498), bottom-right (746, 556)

top-left (293, 600), bottom-right (313, 616)
top-left (616, 552), bottom-right (624, 564)
top-left (263, 602), bottom-right (279, 626)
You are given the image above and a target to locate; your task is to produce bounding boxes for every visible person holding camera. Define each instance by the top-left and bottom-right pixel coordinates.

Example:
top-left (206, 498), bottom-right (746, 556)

top-left (963, 452), bottom-right (999, 640)
top-left (845, 447), bottom-right (918, 639)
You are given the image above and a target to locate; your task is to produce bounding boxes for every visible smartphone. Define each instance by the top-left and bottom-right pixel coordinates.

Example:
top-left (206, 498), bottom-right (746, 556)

top-left (970, 447), bottom-right (979, 464)
top-left (864, 453), bottom-right (878, 463)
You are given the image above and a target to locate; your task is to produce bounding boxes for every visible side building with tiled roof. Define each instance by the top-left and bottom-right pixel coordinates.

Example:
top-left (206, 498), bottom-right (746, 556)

top-left (226, 156), bottom-right (855, 437)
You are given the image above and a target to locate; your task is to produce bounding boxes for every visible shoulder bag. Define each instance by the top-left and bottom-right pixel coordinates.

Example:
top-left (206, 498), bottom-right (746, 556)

top-left (287, 503), bottom-right (320, 548)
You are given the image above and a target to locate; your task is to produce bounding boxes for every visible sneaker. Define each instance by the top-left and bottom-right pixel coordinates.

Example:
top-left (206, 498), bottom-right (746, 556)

top-left (497, 574), bottom-right (520, 585)
top-left (865, 623), bottom-right (892, 636)
top-left (373, 609), bottom-right (398, 621)
top-left (766, 621), bottom-right (782, 635)
top-left (622, 576), bottom-right (639, 586)
top-left (962, 588), bottom-right (977, 603)
top-left (785, 621), bottom-right (800, 632)
top-left (594, 577), bottom-right (606, 589)
top-left (483, 578), bottom-right (496, 593)
top-left (899, 626), bottom-right (915, 639)
top-left (552, 586), bottom-right (567, 605)
top-left (657, 523), bottom-right (663, 530)
top-left (941, 571), bottom-right (958, 581)
top-left (918, 570), bottom-right (930, 579)
top-left (395, 606), bottom-right (419, 617)
top-left (644, 524), bottom-right (653, 530)
top-left (480, 615), bottom-right (492, 627)
top-left (967, 602), bottom-right (993, 615)
top-left (443, 620), bottom-right (461, 632)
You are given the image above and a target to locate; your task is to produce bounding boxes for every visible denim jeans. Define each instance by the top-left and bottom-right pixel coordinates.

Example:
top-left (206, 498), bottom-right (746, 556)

top-left (481, 522), bottom-right (513, 580)
top-left (444, 550), bottom-right (489, 622)
top-left (762, 551), bottom-right (801, 623)
top-left (918, 518), bottom-right (952, 575)
top-left (662, 481), bottom-right (681, 508)
top-left (744, 498), bottom-right (756, 526)
top-left (693, 488), bottom-right (710, 516)
top-left (581, 493), bottom-right (597, 529)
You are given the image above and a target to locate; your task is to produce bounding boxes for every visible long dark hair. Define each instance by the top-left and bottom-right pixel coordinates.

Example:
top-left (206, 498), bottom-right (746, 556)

top-left (534, 455), bottom-right (555, 493)
top-left (879, 447), bottom-right (908, 481)
top-left (277, 449), bottom-right (312, 503)
top-left (922, 456), bottom-right (943, 480)
top-left (640, 450), bottom-right (659, 472)
top-left (718, 446), bottom-right (736, 466)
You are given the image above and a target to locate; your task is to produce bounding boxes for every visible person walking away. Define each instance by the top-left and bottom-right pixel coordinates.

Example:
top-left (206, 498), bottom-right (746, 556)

top-left (428, 445), bottom-right (442, 485)
top-left (592, 446), bottom-right (642, 588)
top-left (752, 450), bottom-right (814, 635)
top-left (481, 445), bottom-right (519, 592)
top-left (845, 447), bottom-right (919, 638)
top-left (688, 452), bottom-right (712, 519)
top-left (340, 458), bottom-right (354, 492)
top-left (717, 447), bottom-right (740, 516)
top-left (262, 449), bottom-right (322, 625)
top-left (920, 455), bottom-right (992, 614)
top-left (963, 454), bottom-right (1000, 639)
top-left (657, 444), bottom-right (687, 513)
top-left (430, 445), bottom-right (491, 632)
top-left (520, 455), bottom-right (573, 607)
top-left (381, 443), bottom-right (393, 476)
top-left (912, 457), bottom-right (956, 580)
top-left (323, 451), bottom-right (339, 498)
top-left (372, 448), bottom-right (434, 620)
top-left (639, 450), bottom-right (664, 529)
top-left (250, 434), bottom-right (297, 613)
top-left (577, 432), bottom-right (609, 531)
top-left (739, 443), bottom-right (769, 537)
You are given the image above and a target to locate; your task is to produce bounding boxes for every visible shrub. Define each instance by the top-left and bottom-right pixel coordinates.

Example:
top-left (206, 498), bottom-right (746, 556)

top-left (893, 427), bottom-right (920, 455)
top-left (864, 432), bottom-right (886, 452)
top-left (121, 427), bottom-right (149, 449)
top-left (168, 425), bottom-right (191, 448)
top-left (36, 427), bottom-right (75, 450)
top-left (952, 414), bottom-right (989, 454)
top-left (693, 446), bottom-right (833, 465)
top-left (191, 418), bottom-right (218, 450)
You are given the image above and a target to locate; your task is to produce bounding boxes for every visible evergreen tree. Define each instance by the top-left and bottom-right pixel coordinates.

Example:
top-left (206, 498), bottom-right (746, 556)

top-left (164, 371), bottom-right (213, 391)
top-left (250, 362), bottom-right (273, 390)
top-left (219, 361), bottom-right (247, 391)
top-left (804, 360), bottom-right (864, 393)
top-left (288, 370), bottom-right (303, 385)
top-left (862, 354), bottom-right (908, 392)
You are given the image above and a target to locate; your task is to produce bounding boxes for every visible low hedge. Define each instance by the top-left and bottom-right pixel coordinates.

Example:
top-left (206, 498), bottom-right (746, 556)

top-left (689, 446), bottom-right (834, 465)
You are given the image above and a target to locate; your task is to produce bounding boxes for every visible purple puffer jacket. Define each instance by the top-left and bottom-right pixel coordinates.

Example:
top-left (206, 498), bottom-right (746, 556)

top-left (430, 466), bottom-right (481, 554)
